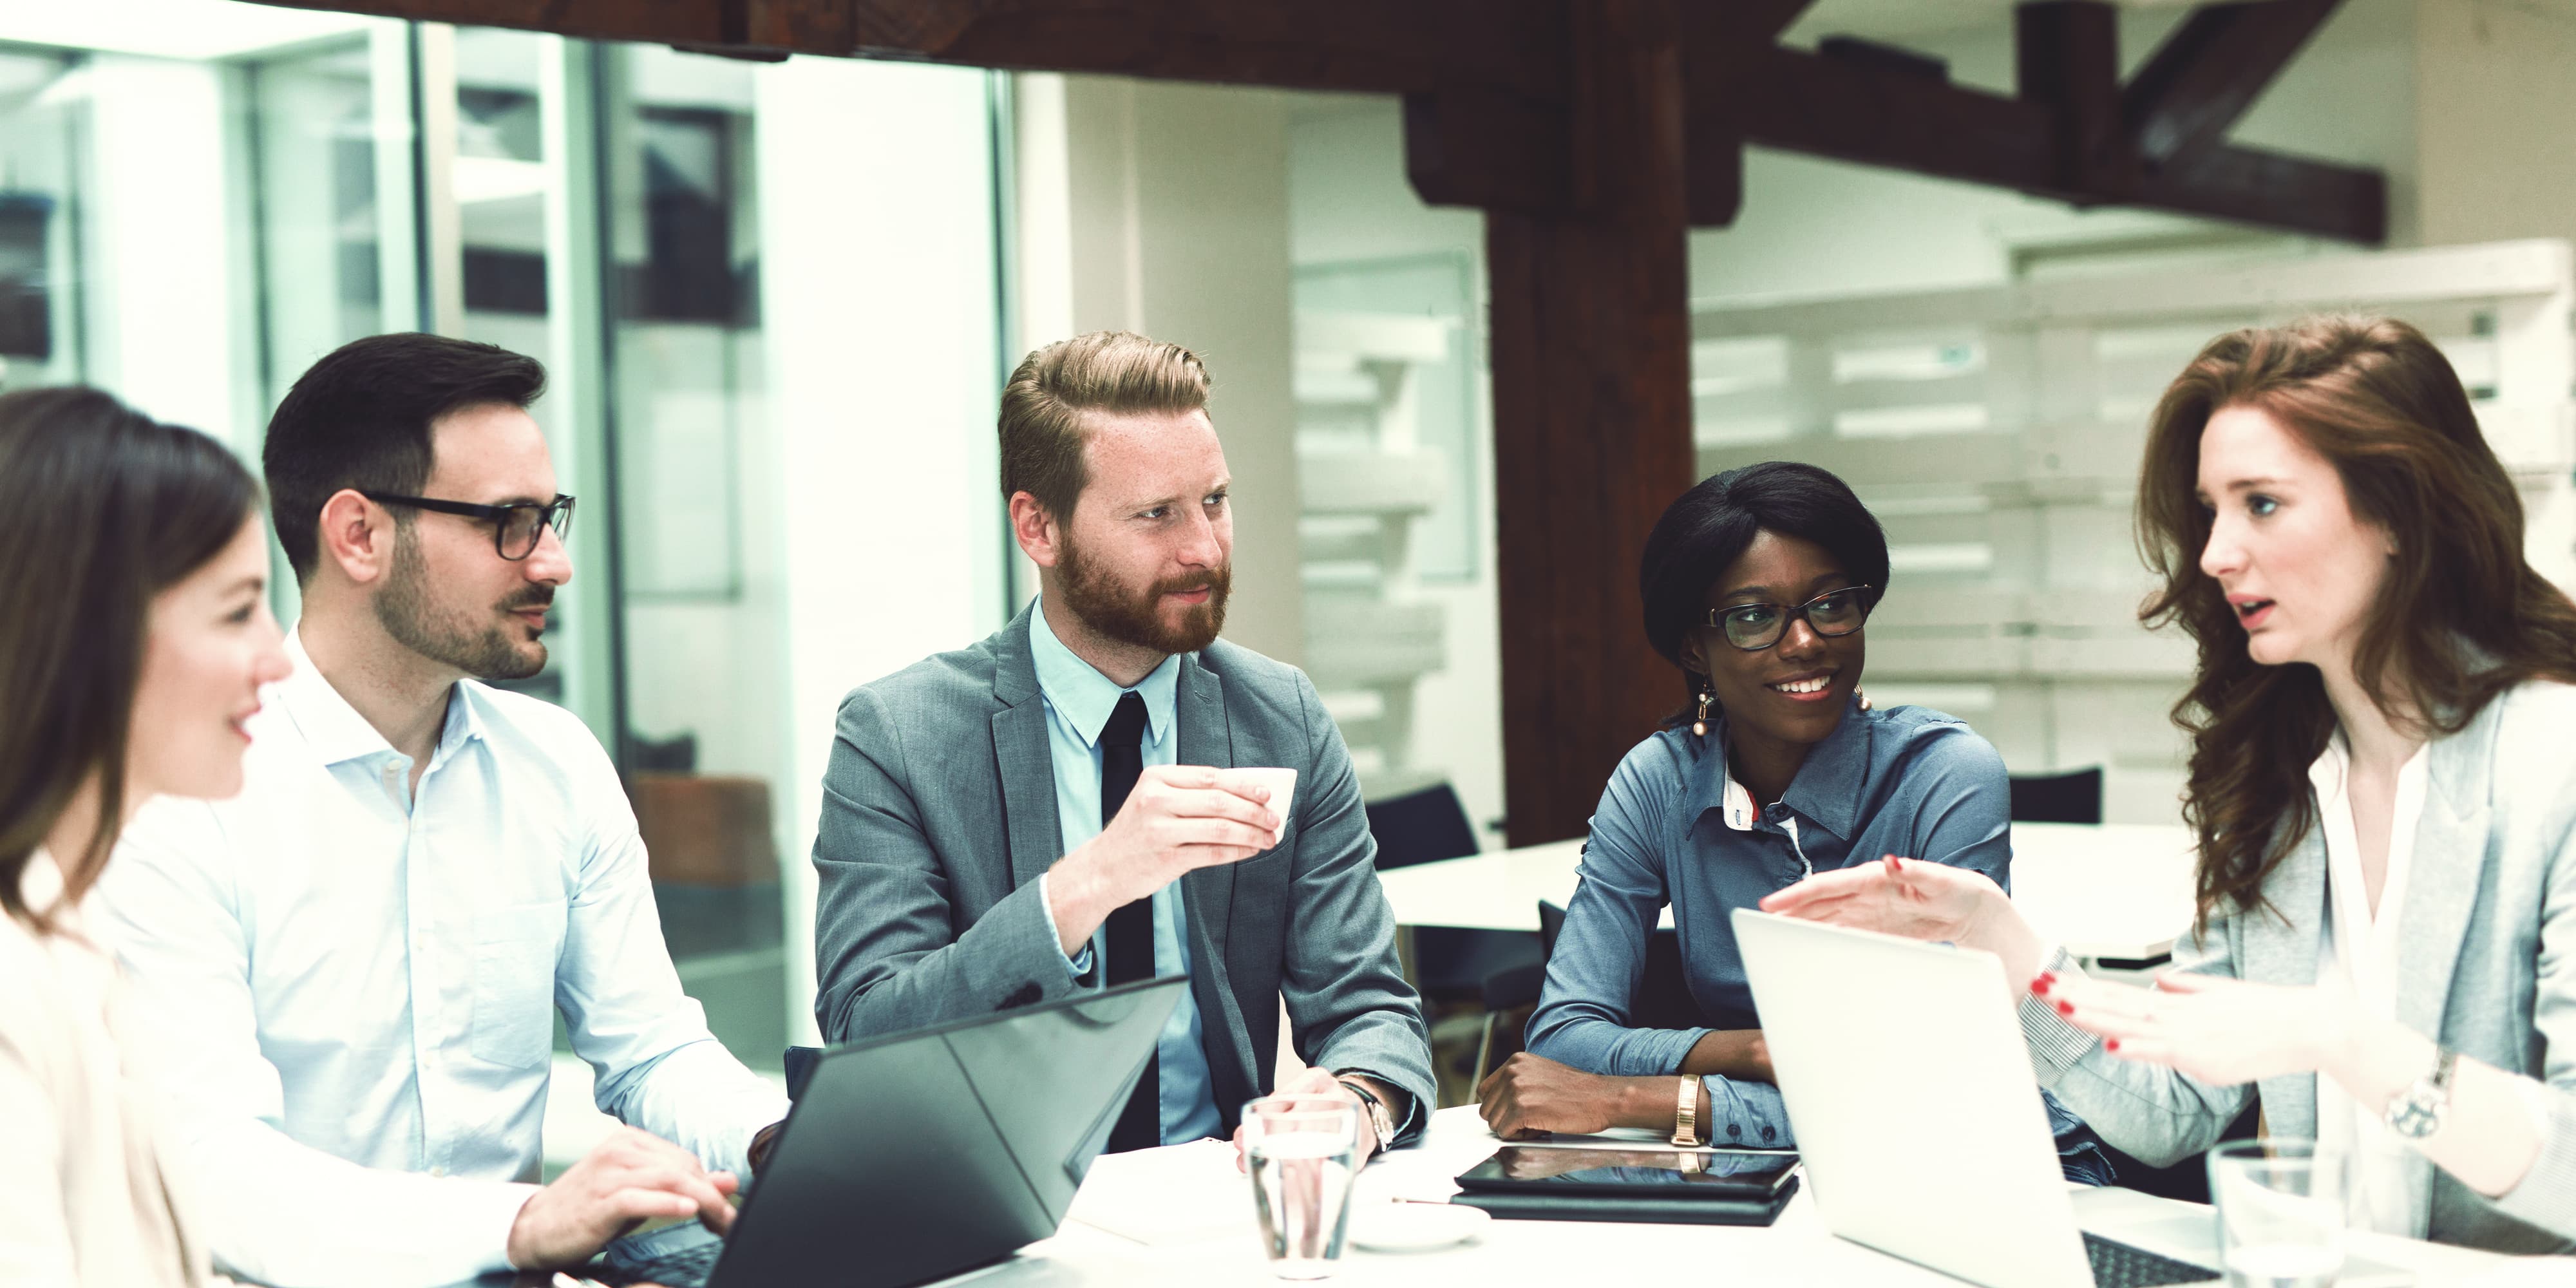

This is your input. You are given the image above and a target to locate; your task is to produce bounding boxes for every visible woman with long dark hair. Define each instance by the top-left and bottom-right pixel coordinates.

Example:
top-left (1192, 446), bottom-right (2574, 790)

top-left (1766, 316), bottom-right (2576, 1250)
top-left (0, 386), bottom-right (291, 1283)
top-left (1476, 462), bottom-right (2105, 1176)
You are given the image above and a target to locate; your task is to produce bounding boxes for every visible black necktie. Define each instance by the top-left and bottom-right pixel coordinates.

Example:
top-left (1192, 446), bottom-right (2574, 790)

top-left (1098, 692), bottom-right (1160, 1151)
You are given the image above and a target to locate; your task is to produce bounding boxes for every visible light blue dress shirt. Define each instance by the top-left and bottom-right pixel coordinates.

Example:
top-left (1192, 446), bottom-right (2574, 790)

top-left (93, 630), bottom-right (787, 1286)
top-left (1028, 599), bottom-right (1226, 1145)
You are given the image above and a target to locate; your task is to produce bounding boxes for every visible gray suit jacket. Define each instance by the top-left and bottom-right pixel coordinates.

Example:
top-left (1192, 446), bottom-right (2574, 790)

top-left (2019, 680), bottom-right (2576, 1252)
top-left (810, 604), bottom-right (1434, 1139)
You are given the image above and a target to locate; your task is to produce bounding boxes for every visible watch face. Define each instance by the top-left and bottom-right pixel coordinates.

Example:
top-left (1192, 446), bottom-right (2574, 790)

top-left (2388, 1095), bottom-right (2443, 1139)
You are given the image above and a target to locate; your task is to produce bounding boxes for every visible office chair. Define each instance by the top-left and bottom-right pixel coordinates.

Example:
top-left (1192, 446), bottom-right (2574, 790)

top-left (2007, 766), bottom-right (2103, 825)
top-left (1366, 784), bottom-right (1542, 996)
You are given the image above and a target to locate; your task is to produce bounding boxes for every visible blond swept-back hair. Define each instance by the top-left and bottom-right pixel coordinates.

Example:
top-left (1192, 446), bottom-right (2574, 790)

top-left (999, 330), bottom-right (1210, 520)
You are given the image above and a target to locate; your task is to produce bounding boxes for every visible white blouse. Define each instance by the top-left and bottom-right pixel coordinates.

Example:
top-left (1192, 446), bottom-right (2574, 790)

top-left (2309, 734), bottom-right (2434, 1238)
top-left (0, 851), bottom-right (204, 1287)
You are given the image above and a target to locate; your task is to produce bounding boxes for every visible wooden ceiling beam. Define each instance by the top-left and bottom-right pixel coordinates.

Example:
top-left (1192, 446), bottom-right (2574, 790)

top-left (2123, 0), bottom-right (2345, 170)
top-left (1705, 24), bottom-right (2383, 242)
top-left (258, 0), bottom-right (1569, 97)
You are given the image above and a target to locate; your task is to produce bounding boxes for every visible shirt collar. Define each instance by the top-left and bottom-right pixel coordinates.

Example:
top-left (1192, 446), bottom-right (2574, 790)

top-left (1027, 596), bottom-right (1179, 750)
top-left (276, 628), bottom-right (486, 768)
top-left (1689, 696), bottom-right (1871, 839)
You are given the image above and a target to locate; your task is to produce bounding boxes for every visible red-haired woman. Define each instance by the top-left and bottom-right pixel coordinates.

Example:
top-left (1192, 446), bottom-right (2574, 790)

top-left (1764, 316), bottom-right (2576, 1251)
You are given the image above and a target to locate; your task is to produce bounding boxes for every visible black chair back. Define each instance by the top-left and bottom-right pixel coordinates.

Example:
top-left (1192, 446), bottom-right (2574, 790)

top-left (2009, 766), bottom-right (2103, 825)
top-left (1365, 783), bottom-right (1482, 870)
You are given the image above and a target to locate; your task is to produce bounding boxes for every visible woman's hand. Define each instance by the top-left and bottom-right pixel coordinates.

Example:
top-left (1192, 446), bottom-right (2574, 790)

top-left (2037, 968), bottom-right (2356, 1087)
top-left (1757, 855), bottom-right (2046, 989)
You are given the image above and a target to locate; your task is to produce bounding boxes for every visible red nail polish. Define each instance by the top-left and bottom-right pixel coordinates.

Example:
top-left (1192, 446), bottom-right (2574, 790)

top-left (2056, 1000), bottom-right (2074, 1016)
top-left (2105, 1038), bottom-right (2121, 1054)
top-left (1886, 854), bottom-right (1904, 871)
top-left (2030, 973), bottom-right (2054, 996)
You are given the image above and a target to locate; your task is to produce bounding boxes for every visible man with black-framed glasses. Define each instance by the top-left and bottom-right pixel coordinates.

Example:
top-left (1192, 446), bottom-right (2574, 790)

top-left (95, 333), bottom-right (786, 1286)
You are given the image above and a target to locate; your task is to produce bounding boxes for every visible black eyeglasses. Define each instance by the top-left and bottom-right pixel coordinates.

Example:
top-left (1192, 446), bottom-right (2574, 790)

top-left (362, 491), bottom-right (575, 561)
top-left (1706, 585), bottom-right (1879, 652)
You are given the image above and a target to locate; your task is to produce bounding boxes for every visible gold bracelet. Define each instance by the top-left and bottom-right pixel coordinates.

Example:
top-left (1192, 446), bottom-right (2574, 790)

top-left (1672, 1075), bottom-right (1700, 1146)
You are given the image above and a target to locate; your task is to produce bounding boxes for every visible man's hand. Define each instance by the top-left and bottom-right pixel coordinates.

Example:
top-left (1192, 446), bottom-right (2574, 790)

top-left (1047, 766), bottom-right (1280, 951)
top-left (1231, 1066), bottom-right (1385, 1171)
top-left (505, 1126), bottom-right (739, 1271)
top-left (1475, 1052), bottom-right (1675, 1139)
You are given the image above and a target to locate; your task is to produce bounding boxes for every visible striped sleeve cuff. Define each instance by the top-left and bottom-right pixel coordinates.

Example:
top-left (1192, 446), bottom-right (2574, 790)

top-left (2016, 945), bottom-right (2098, 1086)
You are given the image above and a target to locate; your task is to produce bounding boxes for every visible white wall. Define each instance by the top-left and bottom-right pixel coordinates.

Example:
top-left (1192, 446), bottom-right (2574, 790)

top-left (1019, 74), bottom-right (1307, 667)
top-left (2414, 0), bottom-right (2576, 251)
top-left (1287, 98), bottom-right (1508, 842)
top-left (79, 55), bottom-right (258, 451)
top-left (755, 56), bottom-right (1005, 1043)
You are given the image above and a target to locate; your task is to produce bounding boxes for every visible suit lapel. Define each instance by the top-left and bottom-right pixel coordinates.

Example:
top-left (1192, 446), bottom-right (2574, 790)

top-left (1177, 656), bottom-right (1237, 949)
top-left (1175, 656), bottom-right (1262, 1094)
top-left (2394, 718), bottom-right (2491, 1042)
top-left (2243, 829), bottom-right (2327, 1139)
top-left (990, 607), bottom-right (1064, 889)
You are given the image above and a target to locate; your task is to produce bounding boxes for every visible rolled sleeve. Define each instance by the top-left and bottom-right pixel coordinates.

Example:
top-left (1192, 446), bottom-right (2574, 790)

top-left (1703, 1076), bottom-right (1795, 1148)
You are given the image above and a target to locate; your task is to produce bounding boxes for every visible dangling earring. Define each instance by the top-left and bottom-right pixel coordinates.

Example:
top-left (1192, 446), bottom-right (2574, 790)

top-left (1691, 688), bottom-right (1716, 737)
top-left (1856, 688), bottom-right (1872, 712)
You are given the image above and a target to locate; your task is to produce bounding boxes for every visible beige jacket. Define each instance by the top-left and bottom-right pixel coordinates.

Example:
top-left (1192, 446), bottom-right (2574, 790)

top-left (0, 851), bottom-right (205, 1287)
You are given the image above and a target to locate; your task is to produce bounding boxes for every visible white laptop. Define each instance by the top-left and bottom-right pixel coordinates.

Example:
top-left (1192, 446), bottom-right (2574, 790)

top-left (1731, 907), bottom-right (2226, 1288)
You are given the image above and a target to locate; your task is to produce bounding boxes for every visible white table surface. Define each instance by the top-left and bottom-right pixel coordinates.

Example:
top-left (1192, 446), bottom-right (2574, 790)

top-left (1376, 822), bottom-right (2199, 962)
top-left (943, 1106), bottom-right (2525, 1287)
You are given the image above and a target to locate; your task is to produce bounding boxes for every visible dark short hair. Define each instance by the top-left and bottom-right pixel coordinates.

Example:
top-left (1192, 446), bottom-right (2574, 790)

top-left (0, 386), bottom-right (260, 932)
top-left (1636, 460), bottom-right (1891, 697)
top-left (263, 332), bottom-right (547, 580)
top-left (999, 331), bottom-right (1209, 522)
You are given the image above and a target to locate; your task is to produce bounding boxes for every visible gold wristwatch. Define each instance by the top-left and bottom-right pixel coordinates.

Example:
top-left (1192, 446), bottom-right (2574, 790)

top-left (1672, 1075), bottom-right (1702, 1146)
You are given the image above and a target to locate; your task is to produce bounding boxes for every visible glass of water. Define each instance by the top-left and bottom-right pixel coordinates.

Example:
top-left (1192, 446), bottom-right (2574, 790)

top-left (1241, 1094), bottom-right (1362, 1279)
top-left (2207, 1139), bottom-right (2346, 1288)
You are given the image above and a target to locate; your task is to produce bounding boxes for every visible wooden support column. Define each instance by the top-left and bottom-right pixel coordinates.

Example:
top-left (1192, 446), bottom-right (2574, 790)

top-left (1484, 0), bottom-right (1696, 847)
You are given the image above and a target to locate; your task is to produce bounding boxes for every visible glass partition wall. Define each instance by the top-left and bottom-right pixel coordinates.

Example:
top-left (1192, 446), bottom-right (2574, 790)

top-left (0, 6), bottom-right (1014, 1084)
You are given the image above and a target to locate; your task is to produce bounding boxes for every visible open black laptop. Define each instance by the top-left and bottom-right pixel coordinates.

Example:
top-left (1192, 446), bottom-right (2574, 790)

top-left (598, 976), bottom-right (1188, 1288)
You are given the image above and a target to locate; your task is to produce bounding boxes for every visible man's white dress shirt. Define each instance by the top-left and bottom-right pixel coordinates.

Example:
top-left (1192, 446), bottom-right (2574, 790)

top-left (94, 631), bottom-right (786, 1287)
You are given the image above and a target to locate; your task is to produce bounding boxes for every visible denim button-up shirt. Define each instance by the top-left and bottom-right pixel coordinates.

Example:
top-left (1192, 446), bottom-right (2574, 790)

top-left (1528, 697), bottom-right (2014, 1144)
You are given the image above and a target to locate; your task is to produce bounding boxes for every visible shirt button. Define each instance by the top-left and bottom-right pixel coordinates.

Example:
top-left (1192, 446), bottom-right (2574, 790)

top-left (1727, 1124), bottom-right (1741, 1139)
top-left (1760, 1126), bottom-right (1777, 1142)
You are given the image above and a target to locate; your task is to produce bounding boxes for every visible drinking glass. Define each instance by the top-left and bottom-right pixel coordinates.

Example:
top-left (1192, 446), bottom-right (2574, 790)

top-left (2207, 1139), bottom-right (2346, 1288)
top-left (1241, 1094), bottom-right (1361, 1279)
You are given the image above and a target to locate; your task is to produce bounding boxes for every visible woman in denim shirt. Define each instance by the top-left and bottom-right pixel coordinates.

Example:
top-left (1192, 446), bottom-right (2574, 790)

top-left (1477, 462), bottom-right (2109, 1180)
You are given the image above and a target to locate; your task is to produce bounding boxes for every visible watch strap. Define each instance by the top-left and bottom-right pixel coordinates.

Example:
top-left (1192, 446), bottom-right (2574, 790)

top-left (1673, 1075), bottom-right (1701, 1146)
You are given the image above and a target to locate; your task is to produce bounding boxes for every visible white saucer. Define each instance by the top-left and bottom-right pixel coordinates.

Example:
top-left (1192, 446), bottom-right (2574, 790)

top-left (1348, 1201), bottom-right (1490, 1253)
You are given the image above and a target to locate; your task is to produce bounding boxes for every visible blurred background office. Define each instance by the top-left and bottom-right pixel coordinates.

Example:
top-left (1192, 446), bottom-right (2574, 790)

top-left (8, 0), bottom-right (2575, 1146)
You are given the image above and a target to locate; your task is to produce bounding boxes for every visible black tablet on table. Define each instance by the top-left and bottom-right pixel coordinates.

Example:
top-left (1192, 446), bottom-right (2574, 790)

top-left (1452, 1145), bottom-right (1801, 1226)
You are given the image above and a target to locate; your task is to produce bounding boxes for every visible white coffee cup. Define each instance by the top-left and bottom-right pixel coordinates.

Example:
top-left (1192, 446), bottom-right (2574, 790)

top-left (1217, 767), bottom-right (1298, 846)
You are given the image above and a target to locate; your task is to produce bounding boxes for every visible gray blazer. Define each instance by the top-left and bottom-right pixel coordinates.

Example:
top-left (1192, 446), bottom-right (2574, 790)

top-left (2020, 680), bottom-right (2576, 1253)
top-left (810, 604), bottom-right (1435, 1139)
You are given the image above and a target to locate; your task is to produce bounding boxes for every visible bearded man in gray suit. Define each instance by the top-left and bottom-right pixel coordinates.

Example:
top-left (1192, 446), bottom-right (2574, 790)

top-left (811, 330), bottom-right (1433, 1157)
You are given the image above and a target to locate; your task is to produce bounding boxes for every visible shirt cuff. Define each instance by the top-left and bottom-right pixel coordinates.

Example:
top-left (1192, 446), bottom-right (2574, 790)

top-left (1701, 1075), bottom-right (1794, 1148)
top-left (1036, 873), bottom-right (1095, 978)
top-left (484, 1181), bottom-right (545, 1274)
top-left (2017, 945), bottom-right (2095, 1084)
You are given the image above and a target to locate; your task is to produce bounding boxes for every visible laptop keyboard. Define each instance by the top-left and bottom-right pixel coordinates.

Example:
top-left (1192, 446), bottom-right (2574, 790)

top-left (2085, 1231), bottom-right (2219, 1287)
